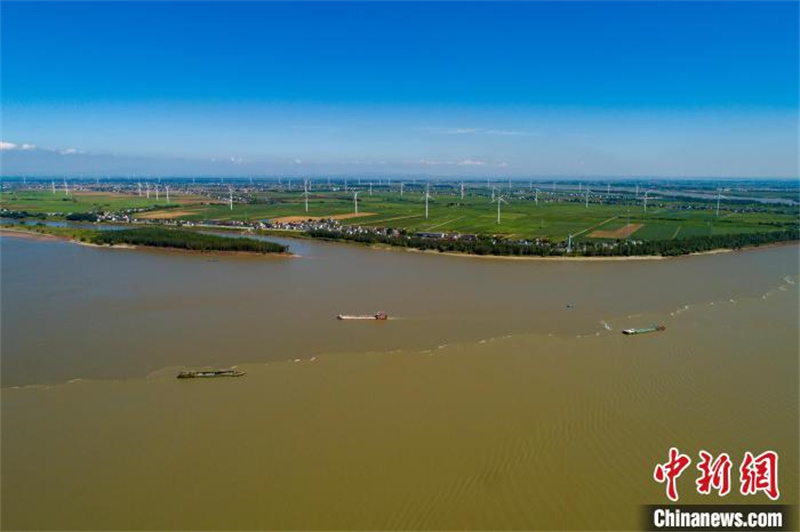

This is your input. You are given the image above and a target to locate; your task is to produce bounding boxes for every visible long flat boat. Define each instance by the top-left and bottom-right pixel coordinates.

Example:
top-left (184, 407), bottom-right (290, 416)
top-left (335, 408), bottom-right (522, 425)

top-left (622, 325), bottom-right (666, 335)
top-left (177, 368), bottom-right (246, 379)
top-left (337, 311), bottom-right (388, 321)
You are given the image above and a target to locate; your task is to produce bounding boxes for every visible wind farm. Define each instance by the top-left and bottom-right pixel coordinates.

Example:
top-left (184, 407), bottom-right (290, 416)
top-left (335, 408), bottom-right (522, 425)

top-left (2, 178), bottom-right (797, 250)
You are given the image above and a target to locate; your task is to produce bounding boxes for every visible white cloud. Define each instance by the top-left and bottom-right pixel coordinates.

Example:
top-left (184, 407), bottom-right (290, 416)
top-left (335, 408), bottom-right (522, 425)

top-left (293, 159), bottom-right (303, 164)
top-left (484, 129), bottom-right (530, 136)
top-left (423, 127), bottom-right (530, 136)
top-left (419, 158), bottom-right (493, 167)
top-left (59, 148), bottom-right (81, 155)
top-left (0, 141), bottom-right (18, 150)
top-left (21, 143), bottom-right (37, 150)
top-left (422, 127), bottom-right (481, 135)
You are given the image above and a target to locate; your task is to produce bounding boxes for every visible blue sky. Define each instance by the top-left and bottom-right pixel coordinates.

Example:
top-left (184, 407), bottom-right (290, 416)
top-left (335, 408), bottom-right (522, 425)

top-left (1, 1), bottom-right (798, 177)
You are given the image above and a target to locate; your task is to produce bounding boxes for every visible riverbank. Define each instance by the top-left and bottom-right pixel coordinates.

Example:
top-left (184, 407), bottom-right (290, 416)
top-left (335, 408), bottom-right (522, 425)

top-left (1, 225), bottom-right (291, 256)
top-left (6, 221), bottom-right (800, 262)
top-left (401, 242), bottom-right (799, 261)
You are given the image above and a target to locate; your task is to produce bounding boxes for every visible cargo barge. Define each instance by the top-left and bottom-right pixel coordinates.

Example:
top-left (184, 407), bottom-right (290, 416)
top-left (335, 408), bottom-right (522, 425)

top-left (622, 325), bottom-right (666, 335)
top-left (337, 311), bottom-right (388, 321)
top-left (177, 368), bottom-right (246, 379)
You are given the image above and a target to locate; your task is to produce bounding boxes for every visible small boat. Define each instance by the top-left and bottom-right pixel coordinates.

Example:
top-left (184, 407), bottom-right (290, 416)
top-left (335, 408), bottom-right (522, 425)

top-left (622, 325), bottom-right (666, 335)
top-left (337, 311), bottom-right (388, 321)
top-left (177, 368), bottom-right (246, 379)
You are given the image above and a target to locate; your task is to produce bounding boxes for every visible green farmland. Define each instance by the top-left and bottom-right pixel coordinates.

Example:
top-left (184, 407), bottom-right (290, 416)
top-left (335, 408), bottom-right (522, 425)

top-left (3, 186), bottom-right (798, 244)
top-left (0, 190), bottom-right (204, 214)
top-left (141, 189), bottom-right (797, 243)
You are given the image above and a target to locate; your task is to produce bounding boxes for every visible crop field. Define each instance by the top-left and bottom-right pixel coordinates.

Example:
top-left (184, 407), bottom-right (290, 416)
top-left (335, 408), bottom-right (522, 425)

top-left (0, 190), bottom-right (205, 214)
top-left (3, 187), bottom-right (797, 243)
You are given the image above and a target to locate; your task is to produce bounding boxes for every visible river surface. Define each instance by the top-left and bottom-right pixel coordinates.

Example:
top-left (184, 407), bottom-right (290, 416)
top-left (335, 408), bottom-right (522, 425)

top-left (1, 232), bottom-right (798, 530)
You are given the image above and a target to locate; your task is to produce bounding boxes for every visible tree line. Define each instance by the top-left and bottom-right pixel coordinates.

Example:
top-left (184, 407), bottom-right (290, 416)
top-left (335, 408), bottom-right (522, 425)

top-left (305, 227), bottom-right (799, 257)
top-left (92, 227), bottom-right (288, 254)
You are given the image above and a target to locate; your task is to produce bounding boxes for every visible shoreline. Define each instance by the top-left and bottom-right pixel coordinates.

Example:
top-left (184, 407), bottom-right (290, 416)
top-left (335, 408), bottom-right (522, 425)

top-left (405, 241), bottom-right (800, 262)
top-left (0, 227), bottom-right (295, 258)
top-left (4, 225), bottom-right (797, 262)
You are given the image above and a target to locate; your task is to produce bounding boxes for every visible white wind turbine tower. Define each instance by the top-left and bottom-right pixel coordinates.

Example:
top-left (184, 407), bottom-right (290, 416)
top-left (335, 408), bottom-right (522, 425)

top-left (137, 182), bottom-right (142, 196)
top-left (567, 233), bottom-right (573, 254)
top-left (353, 190), bottom-right (359, 215)
top-left (228, 187), bottom-right (233, 211)
top-left (369, 182), bottom-right (373, 196)
top-left (460, 182), bottom-right (465, 200)
top-left (715, 188), bottom-right (723, 217)
top-left (491, 186), bottom-right (496, 202)
top-left (424, 184), bottom-right (432, 219)
top-left (400, 182), bottom-right (404, 197)
top-left (165, 185), bottom-right (170, 203)
top-left (302, 180), bottom-right (310, 213)
top-left (146, 183), bottom-right (151, 199)
top-left (63, 178), bottom-right (69, 196)
top-left (494, 194), bottom-right (508, 224)
top-left (51, 180), bottom-right (56, 195)
top-left (635, 184), bottom-right (640, 199)
top-left (155, 184), bottom-right (160, 201)
top-left (344, 176), bottom-right (348, 192)
top-left (585, 186), bottom-right (590, 209)
top-left (643, 189), bottom-right (654, 213)
top-left (534, 188), bottom-right (539, 206)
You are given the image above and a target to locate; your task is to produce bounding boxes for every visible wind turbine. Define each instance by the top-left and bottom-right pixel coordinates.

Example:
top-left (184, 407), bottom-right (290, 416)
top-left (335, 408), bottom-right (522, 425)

top-left (228, 187), bottom-right (233, 210)
top-left (63, 178), bottom-right (69, 196)
top-left (137, 182), bottom-right (142, 196)
top-left (353, 191), bottom-right (359, 215)
top-left (715, 188), bottom-right (723, 217)
top-left (635, 184), bottom-right (639, 199)
top-left (400, 182), bottom-right (404, 197)
top-left (494, 194), bottom-right (508, 224)
top-left (302, 180), bottom-right (310, 213)
top-left (155, 184), bottom-right (160, 201)
top-left (534, 188), bottom-right (539, 206)
top-left (51, 180), bottom-right (56, 195)
top-left (643, 189), bottom-right (653, 213)
top-left (567, 233), bottom-right (573, 254)
top-left (585, 186), bottom-right (590, 209)
top-left (344, 176), bottom-right (348, 192)
top-left (146, 183), bottom-right (151, 199)
top-left (165, 185), bottom-right (170, 203)
top-left (369, 182), bottom-right (373, 196)
top-left (460, 182), bottom-right (465, 200)
top-left (491, 187), bottom-right (496, 202)
top-left (424, 184), bottom-right (432, 219)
